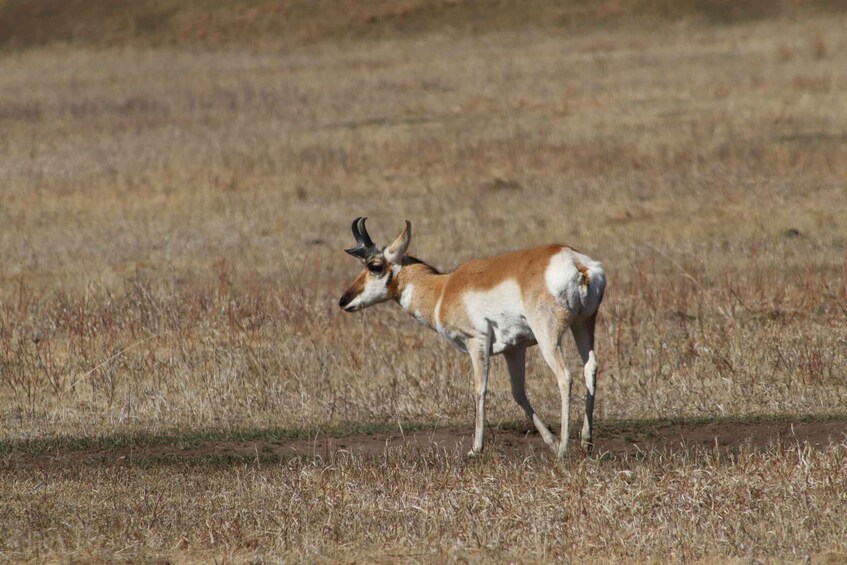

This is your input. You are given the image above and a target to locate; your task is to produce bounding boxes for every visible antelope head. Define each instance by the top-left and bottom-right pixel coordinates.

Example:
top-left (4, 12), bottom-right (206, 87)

top-left (339, 217), bottom-right (411, 312)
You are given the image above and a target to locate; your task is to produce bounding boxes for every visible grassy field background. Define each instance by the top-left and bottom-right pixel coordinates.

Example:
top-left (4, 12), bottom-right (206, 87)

top-left (1, 0), bottom-right (847, 561)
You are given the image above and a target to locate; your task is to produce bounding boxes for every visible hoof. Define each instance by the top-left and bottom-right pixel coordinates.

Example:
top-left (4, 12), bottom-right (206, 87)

top-left (556, 440), bottom-right (570, 460)
top-left (467, 448), bottom-right (482, 458)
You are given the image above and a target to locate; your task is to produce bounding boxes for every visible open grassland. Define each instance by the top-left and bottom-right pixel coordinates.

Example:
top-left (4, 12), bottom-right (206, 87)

top-left (3, 442), bottom-right (847, 563)
top-left (1, 0), bottom-right (847, 561)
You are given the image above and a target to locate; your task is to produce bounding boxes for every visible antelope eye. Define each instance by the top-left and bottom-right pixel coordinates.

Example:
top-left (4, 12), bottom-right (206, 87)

top-left (367, 262), bottom-right (385, 275)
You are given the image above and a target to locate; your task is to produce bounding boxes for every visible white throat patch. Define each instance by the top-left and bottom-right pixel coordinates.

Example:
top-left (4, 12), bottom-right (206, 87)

top-left (399, 283), bottom-right (415, 310)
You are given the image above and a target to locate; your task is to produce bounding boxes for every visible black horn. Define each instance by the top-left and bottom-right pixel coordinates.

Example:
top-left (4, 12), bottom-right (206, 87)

top-left (346, 216), bottom-right (375, 259)
top-left (350, 216), bottom-right (364, 244)
top-left (356, 217), bottom-right (374, 248)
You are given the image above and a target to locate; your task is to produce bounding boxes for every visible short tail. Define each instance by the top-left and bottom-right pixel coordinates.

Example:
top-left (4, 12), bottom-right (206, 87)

top-left (578, 261), bottom-right (606, 318)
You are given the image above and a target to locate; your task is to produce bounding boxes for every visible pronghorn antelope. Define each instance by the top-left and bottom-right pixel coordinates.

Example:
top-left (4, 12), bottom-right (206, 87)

top-left (339, 218), bottom-right (606, 458)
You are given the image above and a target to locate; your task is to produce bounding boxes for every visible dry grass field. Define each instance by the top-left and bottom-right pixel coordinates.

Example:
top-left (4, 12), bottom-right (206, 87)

top-left (1, 0), bottom-right (847, 562)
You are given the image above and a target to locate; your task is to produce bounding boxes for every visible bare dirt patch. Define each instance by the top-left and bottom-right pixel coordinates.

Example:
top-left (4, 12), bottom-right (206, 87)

top-left (277, 418), bottom-right (847, 461)
top-left (6, 418), bottom-right (846, 468)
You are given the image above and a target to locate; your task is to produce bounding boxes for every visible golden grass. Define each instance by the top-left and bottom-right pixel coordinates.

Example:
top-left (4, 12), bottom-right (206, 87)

top-left (1, 1), bottom-right (847, 561)
top-left (1, 0), bottom-right (842, 50)
top-left (3, 445), bottom-right (847, 562)
top-left (2, 10), bottom-right (846, 436)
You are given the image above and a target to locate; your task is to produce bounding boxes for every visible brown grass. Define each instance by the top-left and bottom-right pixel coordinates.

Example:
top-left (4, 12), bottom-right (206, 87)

top-left (1, 0), bottom-right (843, 51)
top-left (1, 0), bottom-right (847, 561)
top-left (3, 444), bottom-right (847, 563)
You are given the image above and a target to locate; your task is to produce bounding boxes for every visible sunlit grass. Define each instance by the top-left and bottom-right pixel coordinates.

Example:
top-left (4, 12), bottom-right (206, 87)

top-left (1, 1), bottom-right (847, 561)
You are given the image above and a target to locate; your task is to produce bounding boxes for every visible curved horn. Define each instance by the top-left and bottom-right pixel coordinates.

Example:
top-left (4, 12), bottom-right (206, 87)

top-left (356, 217), bottom-right (374, 248)
top-left (346, 216), bottom-right (375, 259)
top-left (350, 216), bottom-right (364, 245)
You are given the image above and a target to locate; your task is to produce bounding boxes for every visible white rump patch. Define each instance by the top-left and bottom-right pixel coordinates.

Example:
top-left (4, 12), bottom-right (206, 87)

top-left (545, 249), bottom-right (605, 317)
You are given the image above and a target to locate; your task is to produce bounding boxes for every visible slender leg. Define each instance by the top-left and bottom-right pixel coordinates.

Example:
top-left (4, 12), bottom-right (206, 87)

top-left (534, 337), bottom-right (571, 459)
top-left (467, 334), bottom-right (491, 457)
top-left (504, 347), bottom-right (557, 450)
top-left (572, 313), bottom-right (598, 452)
top-left (528, 307), bottom-right (572, 458)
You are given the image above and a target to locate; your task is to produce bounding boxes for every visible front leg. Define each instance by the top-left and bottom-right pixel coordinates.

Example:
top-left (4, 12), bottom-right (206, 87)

top-left (467, 331), bottom-right (492, 457)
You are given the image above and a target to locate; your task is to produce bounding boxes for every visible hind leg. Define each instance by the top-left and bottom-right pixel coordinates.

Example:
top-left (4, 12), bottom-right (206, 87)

top-left (536, 341), bottom-right (573, 459)
top-left (504, 346), bottom-right (557, 450)
top-left (571, 313), bottom-right (599, 452)
top-left (530, 309), bottom-right (573, 459)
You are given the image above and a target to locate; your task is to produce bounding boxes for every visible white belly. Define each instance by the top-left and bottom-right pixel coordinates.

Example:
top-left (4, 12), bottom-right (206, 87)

top-left (461, 280), bottom-right (536, 354)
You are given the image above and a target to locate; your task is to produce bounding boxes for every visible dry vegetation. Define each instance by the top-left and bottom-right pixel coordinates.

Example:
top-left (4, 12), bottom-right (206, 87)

top-left (4, 445), bottom-right (847, 563)
top-left (1, 0), bottom-right (847, 562)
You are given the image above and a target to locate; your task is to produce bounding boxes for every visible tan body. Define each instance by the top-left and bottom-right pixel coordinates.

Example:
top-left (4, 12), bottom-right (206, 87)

top-left (340, 220), bottom-right (606, 458)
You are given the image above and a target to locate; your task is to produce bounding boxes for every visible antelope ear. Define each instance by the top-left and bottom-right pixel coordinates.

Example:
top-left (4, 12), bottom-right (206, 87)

top-left (384, 221), bottom-right (411, 263)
